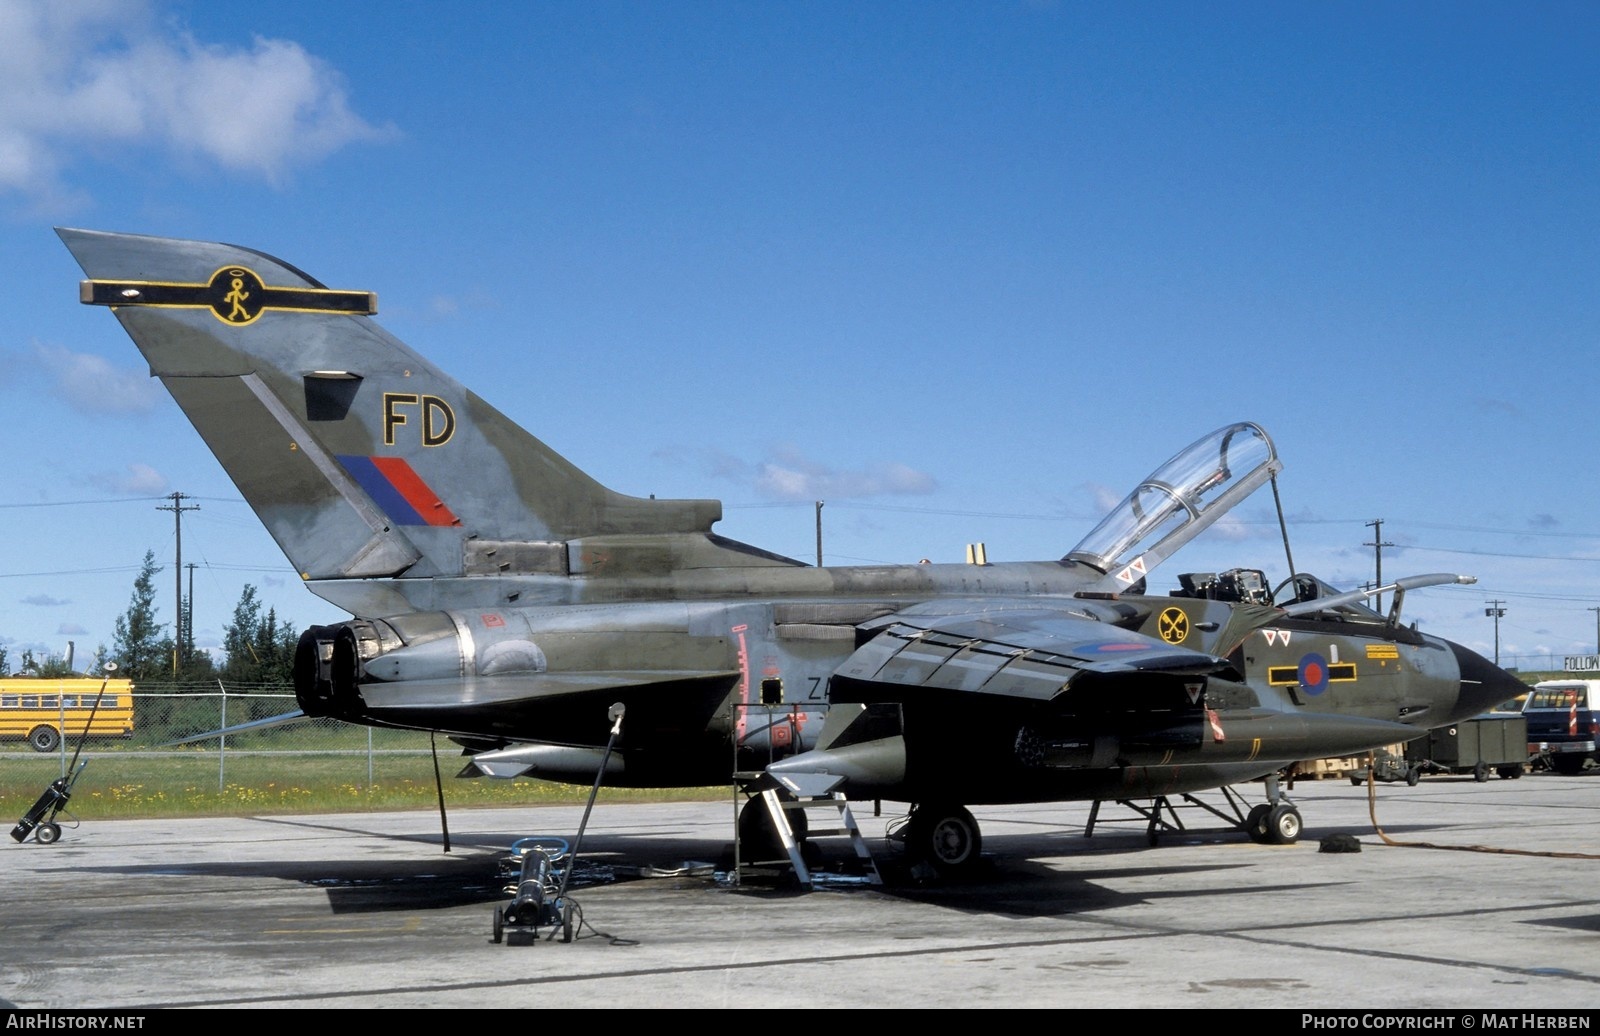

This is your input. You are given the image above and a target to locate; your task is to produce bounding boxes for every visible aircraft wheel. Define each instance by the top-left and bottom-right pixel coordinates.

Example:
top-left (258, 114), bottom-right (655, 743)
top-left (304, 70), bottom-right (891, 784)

top-left (1264, 804), bottom-right (1301, 845)
top-left (909, 804), bottom-right (982, 876)
top-left (1405, 767), bottom-right (1420, 787)
top-left (1473, 761), bottom-right (1490, 783)
top-left (492, 906), bottom-right (504, 944)
top-left (560, 902), bottom-right (575, 944)
top-left (34, 823), bottom-right (61, 846)
top-left (27, 726), bottom-right (60, 753)
top-left (1245, 803), bottom-right (1272, 843)
top-left (1552, 755), bottom-right (1585, 775)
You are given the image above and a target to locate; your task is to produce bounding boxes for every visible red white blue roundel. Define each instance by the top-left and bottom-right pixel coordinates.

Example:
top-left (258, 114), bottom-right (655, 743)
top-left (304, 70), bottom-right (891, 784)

top-left (1298, 652), bottom-right (1330, 695)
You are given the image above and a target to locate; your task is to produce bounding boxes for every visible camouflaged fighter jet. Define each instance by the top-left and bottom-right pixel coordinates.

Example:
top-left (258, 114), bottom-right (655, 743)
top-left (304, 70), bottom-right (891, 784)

top-left (59, 228), bottom-right (1521, 875)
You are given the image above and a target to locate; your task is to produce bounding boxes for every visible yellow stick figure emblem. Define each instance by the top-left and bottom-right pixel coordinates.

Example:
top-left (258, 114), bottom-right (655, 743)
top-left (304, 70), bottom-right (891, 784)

top-left (205, 266), bottom-right (267, 325)
top-left (223, 276), bottom-right (251, 321)
top-left (1157, 606), bottom-right (1190, 644)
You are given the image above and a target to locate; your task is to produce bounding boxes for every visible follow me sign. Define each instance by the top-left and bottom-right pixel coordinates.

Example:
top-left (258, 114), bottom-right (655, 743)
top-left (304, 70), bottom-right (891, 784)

top-left (1565, 655), bottom-right (1600, 672)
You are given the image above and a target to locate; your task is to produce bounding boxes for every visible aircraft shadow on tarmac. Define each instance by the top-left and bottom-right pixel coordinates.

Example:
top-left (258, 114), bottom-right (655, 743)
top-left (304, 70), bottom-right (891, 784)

top-left (62, 817), bottom-right (1374, 920)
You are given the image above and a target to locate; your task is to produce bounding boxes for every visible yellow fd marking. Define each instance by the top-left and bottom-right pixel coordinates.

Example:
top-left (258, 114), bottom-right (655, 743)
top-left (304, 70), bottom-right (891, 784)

top-left (383, 392), bottom-right (456, 446)
top-left (1365, 643), bottom-right (1399, 660)
top-left (1157, 607), bottom-right (1189, 644)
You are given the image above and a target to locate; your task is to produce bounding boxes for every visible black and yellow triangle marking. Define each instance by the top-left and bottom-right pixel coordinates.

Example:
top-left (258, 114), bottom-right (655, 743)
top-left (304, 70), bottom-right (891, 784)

top-left (79, 264), bottom-right (376, 326)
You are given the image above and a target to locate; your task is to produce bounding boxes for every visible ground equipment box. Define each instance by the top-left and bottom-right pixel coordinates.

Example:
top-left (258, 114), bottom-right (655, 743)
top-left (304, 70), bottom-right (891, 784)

top-left (1405, 712), bottom-right (1527, 781)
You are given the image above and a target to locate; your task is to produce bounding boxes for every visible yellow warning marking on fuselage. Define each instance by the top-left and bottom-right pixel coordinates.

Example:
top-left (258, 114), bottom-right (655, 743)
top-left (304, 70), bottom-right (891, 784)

top-left (1249, 738), bottom-right (1261, 761)
top-left (1365, 643), bottom-right (1399, 659)
top-left (1267, 663), bottom-right (1359, 685)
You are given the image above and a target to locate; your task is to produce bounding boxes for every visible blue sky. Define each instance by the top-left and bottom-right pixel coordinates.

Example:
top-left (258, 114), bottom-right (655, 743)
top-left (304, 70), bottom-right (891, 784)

top-left (1, 0), bottom-right (1596, 673)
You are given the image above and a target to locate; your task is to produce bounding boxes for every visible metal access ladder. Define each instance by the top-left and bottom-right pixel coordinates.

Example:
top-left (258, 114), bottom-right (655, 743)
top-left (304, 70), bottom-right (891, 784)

top-left (740, 784), bottom-right (882, 888)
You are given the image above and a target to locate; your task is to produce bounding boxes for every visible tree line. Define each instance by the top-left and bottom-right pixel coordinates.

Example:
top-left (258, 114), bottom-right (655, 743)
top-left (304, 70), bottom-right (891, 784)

top-left (1, 550), bottom-right (299, 688)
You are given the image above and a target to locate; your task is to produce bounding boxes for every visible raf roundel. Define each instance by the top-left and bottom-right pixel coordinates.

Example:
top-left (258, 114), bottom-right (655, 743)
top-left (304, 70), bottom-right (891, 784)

top-left (1298, 652), bottom-right (1330, 696)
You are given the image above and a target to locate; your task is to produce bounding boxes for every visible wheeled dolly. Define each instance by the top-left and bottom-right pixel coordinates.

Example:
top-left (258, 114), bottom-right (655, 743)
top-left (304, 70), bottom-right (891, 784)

top-left (11, 764), bottom-right (85, 845)
top-left (493, 837), bottom-right (576, 945)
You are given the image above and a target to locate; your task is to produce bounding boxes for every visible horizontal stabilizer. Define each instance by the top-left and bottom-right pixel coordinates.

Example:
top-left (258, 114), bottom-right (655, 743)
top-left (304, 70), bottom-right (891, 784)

top-left (357, 669), bottom-right (740, 713)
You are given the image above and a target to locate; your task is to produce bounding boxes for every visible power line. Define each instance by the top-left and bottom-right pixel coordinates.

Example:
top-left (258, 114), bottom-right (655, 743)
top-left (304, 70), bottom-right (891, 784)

top-left (0, 495), bottom-right (242, 510)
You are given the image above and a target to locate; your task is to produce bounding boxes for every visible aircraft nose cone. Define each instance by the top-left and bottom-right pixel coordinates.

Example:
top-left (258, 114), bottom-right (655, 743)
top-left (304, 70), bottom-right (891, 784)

top-left (1450, 641), bottom-right (1526, 717)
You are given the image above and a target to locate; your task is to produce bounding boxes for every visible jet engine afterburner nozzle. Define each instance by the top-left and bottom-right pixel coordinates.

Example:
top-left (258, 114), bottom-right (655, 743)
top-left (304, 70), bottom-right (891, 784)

top-left (294, 618), bottom-right (404, 717)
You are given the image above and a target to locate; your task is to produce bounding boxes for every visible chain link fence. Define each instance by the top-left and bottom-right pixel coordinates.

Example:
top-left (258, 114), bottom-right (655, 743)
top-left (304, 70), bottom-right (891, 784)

top-left (3, 687), bottom-right (468, 816)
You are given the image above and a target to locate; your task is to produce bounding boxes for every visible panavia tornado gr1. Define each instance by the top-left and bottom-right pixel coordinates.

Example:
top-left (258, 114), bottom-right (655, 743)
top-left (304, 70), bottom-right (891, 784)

top-left (59, 227), bottom-right (1520, 875)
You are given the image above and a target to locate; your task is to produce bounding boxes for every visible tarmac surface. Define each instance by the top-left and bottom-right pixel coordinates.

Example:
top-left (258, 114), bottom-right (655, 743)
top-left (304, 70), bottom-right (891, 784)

top-left (3, 770), bottom-right (1599, 1010)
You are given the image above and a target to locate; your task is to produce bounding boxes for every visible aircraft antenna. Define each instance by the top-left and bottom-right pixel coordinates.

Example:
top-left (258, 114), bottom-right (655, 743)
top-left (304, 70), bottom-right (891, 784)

top-left (1270, 476), bottom-right (1296, 585)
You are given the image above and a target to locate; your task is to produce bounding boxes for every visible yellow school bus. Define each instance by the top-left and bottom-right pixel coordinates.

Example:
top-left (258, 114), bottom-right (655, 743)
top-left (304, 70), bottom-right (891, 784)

top-left (0, 678), bottom-right (135, 752)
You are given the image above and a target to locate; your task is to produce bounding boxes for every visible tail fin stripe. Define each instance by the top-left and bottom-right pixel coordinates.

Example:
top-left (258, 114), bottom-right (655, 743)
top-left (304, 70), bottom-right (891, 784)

top-left (337, 455), bottom-right (461, 528)
top-left (371, 456), bottom-right (462, 527)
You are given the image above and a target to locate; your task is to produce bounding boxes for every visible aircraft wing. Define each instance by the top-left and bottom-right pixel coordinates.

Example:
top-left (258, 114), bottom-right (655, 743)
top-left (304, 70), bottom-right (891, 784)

top-left (833, 596), bottom-right (1231, 704)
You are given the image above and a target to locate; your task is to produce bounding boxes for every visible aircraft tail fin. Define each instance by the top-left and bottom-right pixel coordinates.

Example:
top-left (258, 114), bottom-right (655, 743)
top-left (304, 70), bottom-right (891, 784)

top-left (58, 228), bottom-right (781, 603)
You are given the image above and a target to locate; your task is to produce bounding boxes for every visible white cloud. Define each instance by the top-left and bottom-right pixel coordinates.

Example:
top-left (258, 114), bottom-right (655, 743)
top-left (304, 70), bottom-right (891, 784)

top-left (0, 0), bottom-right (396, 201)
top-left (754, 446), bottom-right (937, 501)
top-left (30, 343), bottom-right (163, 414)
top-left (22, 595), bottom-right (68, 607)
top-left (682, 445), bottom-right (937, 502)
top-left (1083, 481), bottom-right (1124, 515)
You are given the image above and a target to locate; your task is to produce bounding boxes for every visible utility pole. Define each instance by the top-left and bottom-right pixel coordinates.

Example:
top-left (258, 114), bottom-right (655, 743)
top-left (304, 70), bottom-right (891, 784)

top-left (1485, 600), bottom-right (1507, 667)
top-left (157, 492), bottom-right (199, 674)
top-left (815, 500), bottom-right (824, 568)
top-left (1365, 519), bottom-right (1393, 613)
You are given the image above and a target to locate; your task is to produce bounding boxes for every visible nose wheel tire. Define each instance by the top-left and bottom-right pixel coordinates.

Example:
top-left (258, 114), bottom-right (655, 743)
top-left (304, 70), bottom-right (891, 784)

top-left (1263, 804), bottom-right (1302, 845)
top-left (1246, 803), bottom-right (1301, 845)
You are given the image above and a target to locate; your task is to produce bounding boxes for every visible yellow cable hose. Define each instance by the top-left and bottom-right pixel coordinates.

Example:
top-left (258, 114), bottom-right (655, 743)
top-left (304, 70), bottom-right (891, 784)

top-left (1360, 750), bottom-right (1600, 860)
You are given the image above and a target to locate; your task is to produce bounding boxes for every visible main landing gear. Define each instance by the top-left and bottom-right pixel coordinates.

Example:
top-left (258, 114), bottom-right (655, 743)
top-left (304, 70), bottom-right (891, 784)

top-left (905, 803), bottom-right (982, 875)
top-left (883, 802), bottom-right (984, 878)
